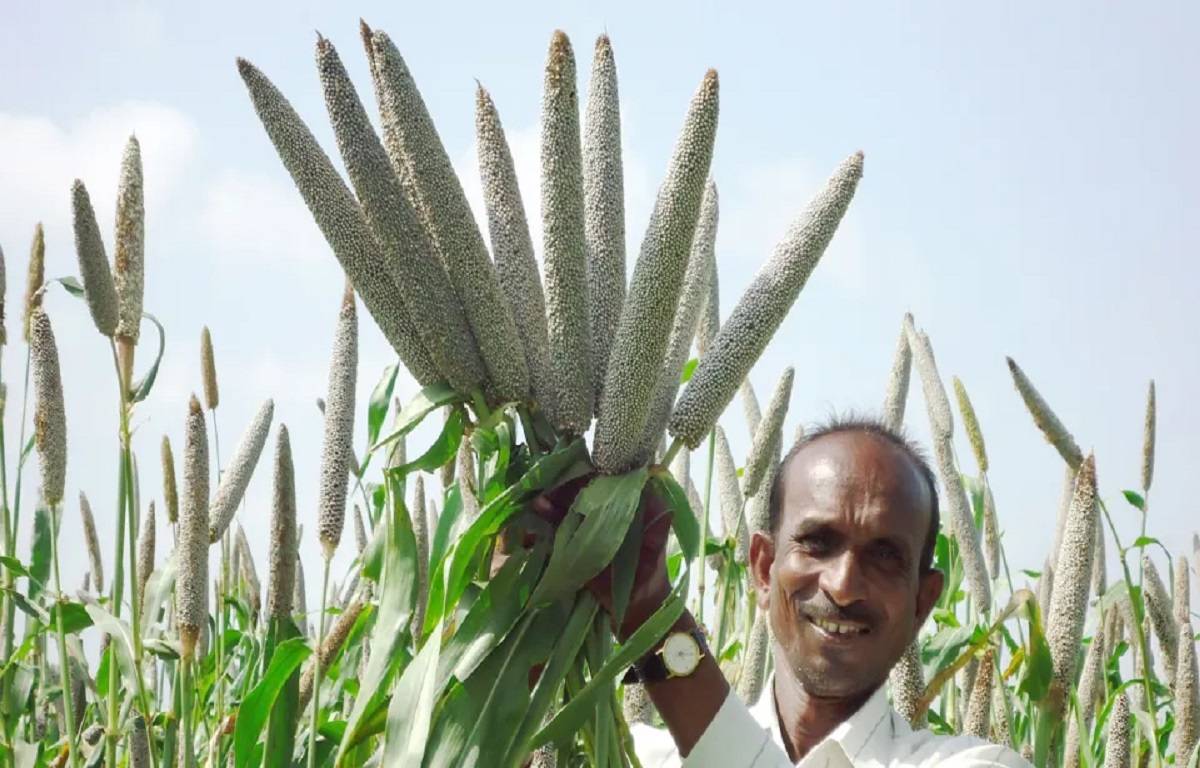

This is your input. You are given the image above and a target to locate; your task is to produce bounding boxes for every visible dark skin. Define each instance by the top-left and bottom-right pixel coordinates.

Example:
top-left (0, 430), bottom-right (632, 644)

top-left (525, 430), bottom-right (943, 762)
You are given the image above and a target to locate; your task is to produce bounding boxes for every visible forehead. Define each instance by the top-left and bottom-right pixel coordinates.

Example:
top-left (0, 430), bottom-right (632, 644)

top-left (778, 431), bottom-right (932, 539)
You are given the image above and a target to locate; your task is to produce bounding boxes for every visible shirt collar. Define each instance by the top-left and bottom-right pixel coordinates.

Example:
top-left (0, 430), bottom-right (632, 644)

top-left (750, 675), bottom-right (900, 765)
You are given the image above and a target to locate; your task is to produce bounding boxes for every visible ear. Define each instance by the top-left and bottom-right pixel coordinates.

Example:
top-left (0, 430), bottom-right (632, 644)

top-left (749, 531), bottom-right (775, 611)
top-left (915, 568), bottom-right (944, 627)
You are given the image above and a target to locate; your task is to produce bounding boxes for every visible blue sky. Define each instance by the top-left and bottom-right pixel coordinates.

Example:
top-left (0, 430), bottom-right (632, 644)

top-left (1, 2), bottom-right (1196, 622)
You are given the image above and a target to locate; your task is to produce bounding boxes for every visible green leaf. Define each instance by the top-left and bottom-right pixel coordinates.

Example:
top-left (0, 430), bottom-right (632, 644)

top-left (130, 312), bottom-right (166, 403)
top-left (531, 582), bottom-right (687, 749)
top-left (360, 517), bottom-right (386, 583)
top-left (0, 556), bottom-right (30, 578)
top-left (49, 601), bottom-right (93, 635)
top-left (18, 434), bottom-right (35, 468)
top-left (647, 471), bottom-right (699, 562)
top-left (1018, 605), bottom-right (1054, 701)
top-left (83, 604), bottom-right (139, 696)
top-left (234, 635), bottom-right (311, 768)
top-left (504, 593), bottom-right (598, 766)
top-left (610, 508), bottom-right (643, 628)
top-left (680, 357), bottom-right (699, 384)
top-left (367, 363), bottom-right (400, 447)
top-left (336, 481), bottom-right (419, 765)
top-left (263, 618), bottom-right (303, 768)
top-left (1131, 535), bottom-right (1159, 549)
top-left (26, 507), bottom-right (51, 602)
top-left (425, 607), bottom-right (562, 768)
top-left (1122, 490), bottom-right (1145, 511)
top-left (387, 408), bottom-right (465, 476)
top-left (381, 622), bottom-right (441, 767)
top-left (435, 440), bottom-right (590, 631)
top-left (531, 468), bottom-right (649, 607)
top-left (370, 382), bottom-right (461, 454)
top-left (922, 625), bottom-right (975, 670)
top-left (436, 545), bottom-right (545, 688)
top-left (54, 276), bottom-right (85, 297)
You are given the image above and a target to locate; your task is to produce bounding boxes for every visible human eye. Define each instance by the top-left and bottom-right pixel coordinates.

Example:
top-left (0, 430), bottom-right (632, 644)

top-left (793, 531), bottom-right (835, 556)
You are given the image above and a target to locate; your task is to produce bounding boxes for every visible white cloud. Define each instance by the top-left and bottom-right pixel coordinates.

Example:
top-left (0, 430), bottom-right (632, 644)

top-left (200, 169), bottom-right (328, 266)
top-left (0, 102), bottom-right (197, 251)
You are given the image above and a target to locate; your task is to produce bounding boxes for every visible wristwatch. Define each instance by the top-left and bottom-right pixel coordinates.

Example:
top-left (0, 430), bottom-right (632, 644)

top-left (622, 626), bottom-right (709, 684)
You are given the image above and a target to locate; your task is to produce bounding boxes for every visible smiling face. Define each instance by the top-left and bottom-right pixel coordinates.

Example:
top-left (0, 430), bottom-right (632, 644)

top-left (749, 430), bottom-right (944, 700)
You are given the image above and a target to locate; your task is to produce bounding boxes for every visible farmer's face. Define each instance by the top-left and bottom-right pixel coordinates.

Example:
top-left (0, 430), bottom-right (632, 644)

top-left (750, 431), bottom-right (943, 699)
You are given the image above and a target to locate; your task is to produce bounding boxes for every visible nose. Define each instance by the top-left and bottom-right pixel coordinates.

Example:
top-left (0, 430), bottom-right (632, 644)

top-left (819, 549), bottom-right (868, 607)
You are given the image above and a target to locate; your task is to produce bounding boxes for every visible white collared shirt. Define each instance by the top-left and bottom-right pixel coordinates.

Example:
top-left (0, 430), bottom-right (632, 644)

top-left (630, 678), bottom-right (1032, 767)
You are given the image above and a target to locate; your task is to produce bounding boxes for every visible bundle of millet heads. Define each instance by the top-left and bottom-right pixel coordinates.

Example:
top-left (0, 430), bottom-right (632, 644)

top-left (238, 22), bottom-right (861, 477)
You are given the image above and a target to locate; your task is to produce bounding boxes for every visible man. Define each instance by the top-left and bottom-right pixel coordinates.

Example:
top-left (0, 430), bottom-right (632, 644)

top-left (617, 418), bottom-right (1030, 767)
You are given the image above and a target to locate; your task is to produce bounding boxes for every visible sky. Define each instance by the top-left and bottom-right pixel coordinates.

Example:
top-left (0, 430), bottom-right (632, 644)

top-left (1, 2), bottom-right (1197, 636)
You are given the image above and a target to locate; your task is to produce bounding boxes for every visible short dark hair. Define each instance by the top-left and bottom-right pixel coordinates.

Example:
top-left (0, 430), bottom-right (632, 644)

top-left (767, 415), bottom-right (941, 572)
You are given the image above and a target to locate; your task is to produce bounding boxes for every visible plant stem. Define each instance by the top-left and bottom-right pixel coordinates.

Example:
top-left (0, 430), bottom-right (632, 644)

top-left (661, 437), bottom-right (683, 469)
top-left (180, 654), bottom-right (196, 768)
top-left (4, 347), bottom-right (32, 660)
top-left (697, 430), bottom-right (715, 626)
top-left (308, 558), bottom-right (332, 768)
top-left (48, 501), bottom-right (81, 768)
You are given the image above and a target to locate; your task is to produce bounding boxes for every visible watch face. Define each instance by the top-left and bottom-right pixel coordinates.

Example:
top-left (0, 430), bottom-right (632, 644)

top-left (662, 632), bottom-right (702, 676)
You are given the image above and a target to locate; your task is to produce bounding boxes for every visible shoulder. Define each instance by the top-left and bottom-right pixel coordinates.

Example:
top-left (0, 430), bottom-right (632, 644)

top-left (896, 724), bottom-right (1032, 767)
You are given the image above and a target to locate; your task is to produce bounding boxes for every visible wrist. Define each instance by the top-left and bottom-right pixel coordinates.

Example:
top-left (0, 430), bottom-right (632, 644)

top-left (617, 582), bottom-right (674, 642)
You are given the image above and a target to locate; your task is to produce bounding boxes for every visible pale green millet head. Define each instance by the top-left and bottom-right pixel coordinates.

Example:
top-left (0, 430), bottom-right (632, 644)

top-left (1142, 379), bottom-right (1156, 494)
top-left (902, 317), bottom-right (953, 441)
top-left (889, 642), bottom-right (924, 726)
top-left (114, 134), bottom-right (145, 344)
top-left (29, 308), bottom-right (66, 508)
top-left (932, 433), bottom-right (992, 610)
top-left (634, 180), bottom-right (719, 464)
top-left (1091, 512), bottom-right (1106, 597)
top-left (953, 376), bottom-right (988, 473)
top-left (740, 378), bottom-right (762, 438)
top-left (880, 315), bottom-right (912, 431)
top-left (714, 426), bottom-right (749, 565)
top-left (622, 683), bottom-right (655, 726)
top-left (592, 69), bottom-right (719, 472)
top-left (457, 436), bottom-right (481, 522)
top-left (696, 246), bottom-right (720, 359)
top-left (299, 598), bottom-right (367, 711)
top-left (1103, 692), bottom-right (1131, 768)
top-left (353, 504), bottom-right (367, 555)
top-left (1142, 553), bottom-right (1178, 688)
top-left (963, 648), bottom-right (994, 740)
top-left (208, 398), bottom-right (275, 542)
top-left (983, 485), bottom-right (1001, 580)
top-left (386, 396), bottom-right (407, 470)
top-left (79, 492), bottom-right (104, 594)
top-left (200, 326), bottom-right (219, 411)
top-left (1175, 553), bottom-right (1191, 627)
top-left (316, 36), bottom-right (485, 396)
top-left (745, 434), bottom-right (781, 535)
top-left (268, 424), bottom-right (297, 621)
top-left (137, 501), bottom-right (155, 614)
top-left (161, 434), bottom-right (178, 524)
top-left (475, 84), bottom-right (556, 419)
top-left (411, 473), bottom-right (429, 637)
top-left (364, 27), bottom-right (528, 403)
top-left (318, 284), bottom-right (358, 560)
top-left (583, 33), bottom-right (627, 409)
top-left (177, 394), bottom-right (210, 660)
top-left (742, 366), bottom-right (794, 500)
top-left (1045, 454), bottom-right (1097, 715)
top-left (1005, 356), bottom-right (1083, 470)
top-left (1168, 622), bottom-right (1198, 763)
top-left (24, 223), bottom-right (46, 343)
top-left (736, 609), bottom-right (770, 705)
top-left (128, 715), bottom-right (151, 768)
top-left (1065, 630), bottom-right (1107, 766)
top-left (669, 152), bottom-right (863, 449)
top-left (1049, 464), bottom-right (1077, 571)
top-left (237, 56), bottom-right (441, 385)
top-left (541, 30), bottom-right (595, 434)
top-left (71, 180), bottom-right (119, 337)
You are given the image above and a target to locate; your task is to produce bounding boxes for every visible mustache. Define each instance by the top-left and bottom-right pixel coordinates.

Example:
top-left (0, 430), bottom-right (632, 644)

top-left (794, 594), bottom-right (879, 627)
